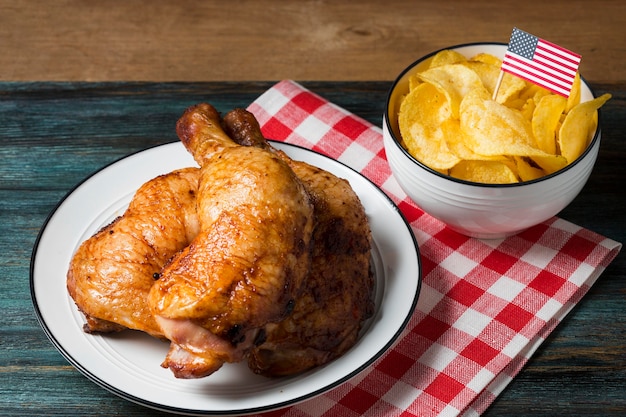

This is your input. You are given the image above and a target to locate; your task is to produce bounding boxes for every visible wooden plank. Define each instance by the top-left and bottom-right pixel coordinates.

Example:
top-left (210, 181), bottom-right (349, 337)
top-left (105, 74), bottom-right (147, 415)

top-left (0, 1), bottom-right (623, 82)
top-left (1, 81), bottom-right (624, 416)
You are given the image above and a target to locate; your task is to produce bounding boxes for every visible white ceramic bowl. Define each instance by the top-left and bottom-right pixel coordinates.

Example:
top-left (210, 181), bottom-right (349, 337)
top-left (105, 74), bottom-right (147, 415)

top-left (383, 43), bottom-right (601, 239)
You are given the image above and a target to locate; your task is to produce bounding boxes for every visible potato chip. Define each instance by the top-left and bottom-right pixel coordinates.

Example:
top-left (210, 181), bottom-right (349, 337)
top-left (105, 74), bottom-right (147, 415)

top-left (398, 82), bottom-right (460, 169)
top-left (565, 72), bottom-right (581, 113)
top-left (462, 61), bottom-right (499, 94)
top-left (418, 64), bottom-right (484, 118)
top-left (532, 94), bottom-right (567, 154)
top-left (497, 73), bottom-right (528, 104)
top-left (429, 49), bottom-right (467, 68)
top-left (515, 157), bottom-right (546, 181)
top-left (531, 154), bottom-right (568, 174)
top-left (450, 160), bottom-right (518, 184)
top-left (408, 73), bottom-right (422, 91)
top-left (469, 53), bottom-right (502, 67)
top-left (587, 110), bottom-right (599, 138)
top-left (558, 93), bottom-right (612, 162)
top-left (460, 89), bottom-right (550, 157)
top-left (443, 118), bottom-right (504, 162)
top-left (505, 97), bottom-right (527, 111)
top-left (519, 83), bottom-right (551, 104)
top-left (520, 98), bottom-right (536, 121)
top-left (396, 49), bottom-right (611, 184)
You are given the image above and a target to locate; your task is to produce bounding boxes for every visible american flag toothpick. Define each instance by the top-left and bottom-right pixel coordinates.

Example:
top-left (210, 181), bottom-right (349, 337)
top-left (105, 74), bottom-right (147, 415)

top-left (494, 27), bottom-right (581, 99)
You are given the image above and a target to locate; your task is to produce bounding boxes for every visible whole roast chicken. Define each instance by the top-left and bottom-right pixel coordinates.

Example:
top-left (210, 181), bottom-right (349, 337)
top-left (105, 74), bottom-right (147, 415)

top-left (222, 109), bottom-right (374, 377)
top-left (66, 167), bottom-right (200, 338)
top-left (147, 104), bottom-right (315, 378)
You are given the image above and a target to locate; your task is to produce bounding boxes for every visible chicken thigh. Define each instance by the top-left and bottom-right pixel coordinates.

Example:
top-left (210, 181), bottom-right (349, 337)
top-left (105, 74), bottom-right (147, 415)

top-left (67, 167), bottom-right (200, 338)
top-left (222, 109), bottom-right (374, 377)
top-left (148, 104), bottom-right (314, 378)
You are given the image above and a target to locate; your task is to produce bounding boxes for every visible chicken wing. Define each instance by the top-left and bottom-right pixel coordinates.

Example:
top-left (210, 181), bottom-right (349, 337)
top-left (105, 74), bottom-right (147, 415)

top-left (222, 109), bottom-right (374, 377)
top-left (67, 167), bottom-right (200, 338)
top-left (148, 104), bottom-right (314, 378)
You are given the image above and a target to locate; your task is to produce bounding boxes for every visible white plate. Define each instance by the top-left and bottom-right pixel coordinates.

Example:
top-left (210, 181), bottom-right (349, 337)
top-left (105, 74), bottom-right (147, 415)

top-left (31, 141), bottom-right (421, 416)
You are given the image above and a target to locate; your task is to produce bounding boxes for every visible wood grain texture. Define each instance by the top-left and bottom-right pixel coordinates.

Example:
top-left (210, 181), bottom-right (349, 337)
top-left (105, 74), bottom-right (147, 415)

top-left (0, 0), bottom-right (624, 82)
top-left (0, 81), bottom-right (624, 416)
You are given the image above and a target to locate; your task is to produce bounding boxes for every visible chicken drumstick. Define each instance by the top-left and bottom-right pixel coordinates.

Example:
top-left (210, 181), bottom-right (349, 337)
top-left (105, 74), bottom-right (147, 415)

top-left (148, 103), bottom-right (315, 378)
top-left (222, 109), bottom-right (374, 377)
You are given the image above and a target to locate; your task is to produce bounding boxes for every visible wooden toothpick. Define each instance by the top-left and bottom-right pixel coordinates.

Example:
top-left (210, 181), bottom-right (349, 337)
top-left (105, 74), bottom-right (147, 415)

top-left (492, 71), bottom-right (504, 101)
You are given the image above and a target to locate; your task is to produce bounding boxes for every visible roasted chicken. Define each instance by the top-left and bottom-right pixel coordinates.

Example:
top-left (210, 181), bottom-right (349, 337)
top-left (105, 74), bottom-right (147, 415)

top-left (222, 109), bottom-right (374, 377)
top-left (148, 104), bottom-right (315, 378)
top-left (67, 103), bottom-right (373, 380)
top-left (67, 167), bottom-right (200, 338)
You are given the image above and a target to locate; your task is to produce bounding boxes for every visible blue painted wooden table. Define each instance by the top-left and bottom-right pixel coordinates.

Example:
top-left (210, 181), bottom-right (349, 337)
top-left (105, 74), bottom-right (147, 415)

top-left (1, 82), bottom-right (624, 416)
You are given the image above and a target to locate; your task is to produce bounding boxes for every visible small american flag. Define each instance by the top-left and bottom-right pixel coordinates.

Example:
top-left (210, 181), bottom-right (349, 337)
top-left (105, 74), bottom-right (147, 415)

top-left (501, 28), bottom-right (581, 97)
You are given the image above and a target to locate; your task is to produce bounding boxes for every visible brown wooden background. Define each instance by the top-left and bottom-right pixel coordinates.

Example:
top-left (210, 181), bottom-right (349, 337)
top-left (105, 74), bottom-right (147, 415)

top-left (1, 0), bottom-right (624, 82)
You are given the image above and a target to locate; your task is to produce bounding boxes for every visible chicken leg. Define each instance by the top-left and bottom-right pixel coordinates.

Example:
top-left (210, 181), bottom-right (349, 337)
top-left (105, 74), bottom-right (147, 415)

top-left (148, 104), bottom-right (314, 378)
top-left (67, 167), bottom-right (200, 338)
top-left (222, 109), bottom-right (374, 377)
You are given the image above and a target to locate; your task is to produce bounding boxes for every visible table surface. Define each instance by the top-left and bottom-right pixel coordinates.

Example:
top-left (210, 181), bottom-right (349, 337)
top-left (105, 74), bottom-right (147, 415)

top-left (1, 80), bottom-right (624, 416)
top-left (1, 1), bottom-right (625, 416)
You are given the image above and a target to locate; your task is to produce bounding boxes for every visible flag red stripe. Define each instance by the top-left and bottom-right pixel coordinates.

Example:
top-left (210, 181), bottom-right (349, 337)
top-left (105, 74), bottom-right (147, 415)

top-left (501, 55), bottom-right (571, 96)
top-left (537, 38), bottom-right (581, 63)
top-left (501, 68), bottom-right (570, 97)
top-left (535, 48), bottom-right (580, 70)
top-left (535, 42), bottom-right (580, 71)
top-left (501, 66), bottom-right (570, 95)
top-left (502, 63), bottom-right (569, 92)
top-left (531, 51), bottom-right (578, 77)
top-left (501, 61), bottom-right (571, 92)
top-left (502, 53), bottom-right (574, 87)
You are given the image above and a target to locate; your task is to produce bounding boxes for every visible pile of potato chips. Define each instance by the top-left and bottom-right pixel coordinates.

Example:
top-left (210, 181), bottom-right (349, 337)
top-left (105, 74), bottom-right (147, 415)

top-left (398, 49), bottom-right (611, 184)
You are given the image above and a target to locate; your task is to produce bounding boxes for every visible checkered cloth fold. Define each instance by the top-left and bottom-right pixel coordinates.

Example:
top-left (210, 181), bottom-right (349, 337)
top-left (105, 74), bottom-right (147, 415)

top-left (246, 80), bottom-right (621, 417)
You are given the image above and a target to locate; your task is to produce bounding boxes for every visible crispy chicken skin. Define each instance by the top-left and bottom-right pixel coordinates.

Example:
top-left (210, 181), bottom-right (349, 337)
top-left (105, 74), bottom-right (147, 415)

top-left (148, 104), bottom-right (315, 378)
top-left (223, 109), bottom-right (374, 377)
top-left (66, 168), bottom-right (200, 338)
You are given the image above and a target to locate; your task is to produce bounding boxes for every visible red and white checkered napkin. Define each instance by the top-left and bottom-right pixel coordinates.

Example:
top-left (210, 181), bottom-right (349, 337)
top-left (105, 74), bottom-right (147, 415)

top-left (247, 80), bottom-right (622, 417)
